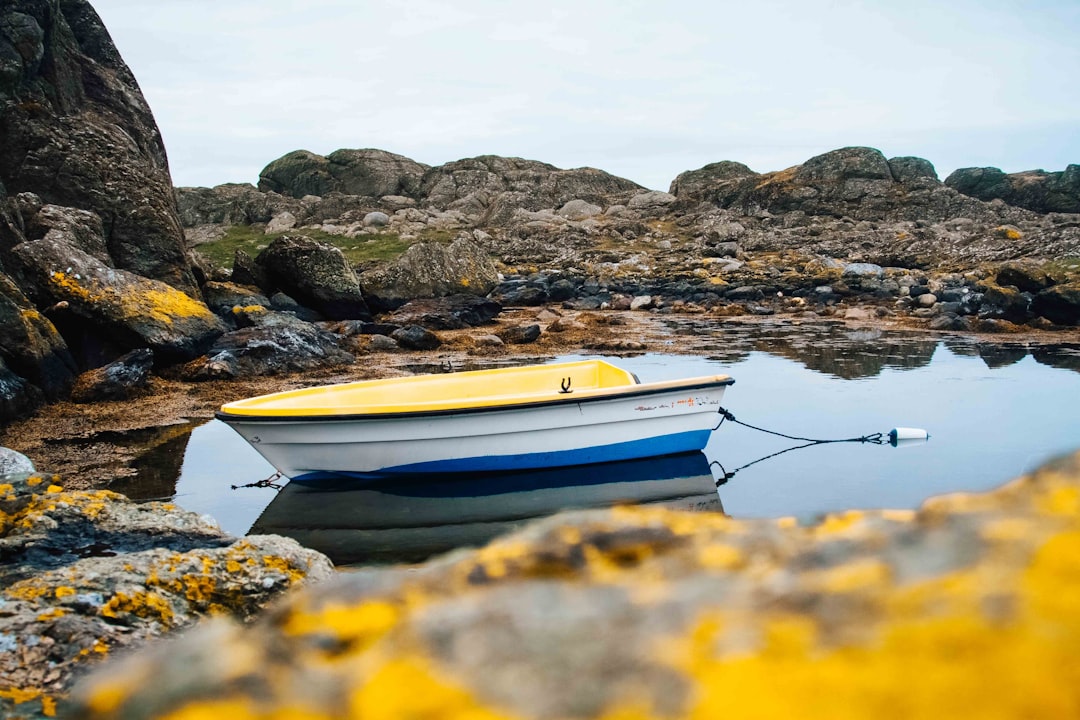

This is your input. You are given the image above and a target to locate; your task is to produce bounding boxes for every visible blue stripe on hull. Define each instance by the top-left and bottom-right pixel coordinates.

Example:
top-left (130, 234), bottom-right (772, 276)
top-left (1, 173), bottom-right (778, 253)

top-left (291, 430), bottom-right (711, 484)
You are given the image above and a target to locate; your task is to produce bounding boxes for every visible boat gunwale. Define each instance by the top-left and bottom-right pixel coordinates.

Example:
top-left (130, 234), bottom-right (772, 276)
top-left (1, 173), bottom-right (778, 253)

top-left (216, 376), bottom-right (734, 423)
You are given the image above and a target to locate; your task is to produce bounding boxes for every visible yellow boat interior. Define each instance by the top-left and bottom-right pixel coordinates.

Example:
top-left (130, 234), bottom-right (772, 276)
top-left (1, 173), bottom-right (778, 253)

top-left (218, 359), bottom-right (731, 417)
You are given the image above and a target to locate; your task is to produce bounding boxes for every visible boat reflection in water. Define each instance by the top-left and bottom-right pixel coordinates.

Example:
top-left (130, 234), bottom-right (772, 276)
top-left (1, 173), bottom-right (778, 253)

top-left (249, 451), bottom-right (722, 566)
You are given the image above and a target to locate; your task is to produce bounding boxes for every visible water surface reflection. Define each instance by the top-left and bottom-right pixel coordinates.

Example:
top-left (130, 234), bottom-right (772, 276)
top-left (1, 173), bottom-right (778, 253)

top-left (121, 328), bottom-right (1080, 561)
top-left (250, 453), bottom-right (721, 565)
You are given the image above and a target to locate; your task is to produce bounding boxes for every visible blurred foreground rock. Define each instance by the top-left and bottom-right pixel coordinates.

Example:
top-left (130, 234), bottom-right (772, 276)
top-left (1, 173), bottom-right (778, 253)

top-left (70, 450), bottom-right (1080, 719)
top-left (0, 475), bottom-right (333, 719)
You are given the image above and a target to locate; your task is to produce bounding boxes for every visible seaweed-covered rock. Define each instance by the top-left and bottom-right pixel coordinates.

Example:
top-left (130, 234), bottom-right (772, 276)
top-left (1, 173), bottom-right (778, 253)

top-left (498, 323), bottom-right (542, 344)
top-left (69, 348), bottom-right (154, 403)
top-left (390, 324), bottom-right (441, 351)
top-left (385, 294), bottom-right (502, 330)
top-left (182, 311), bottom-right (354, 379)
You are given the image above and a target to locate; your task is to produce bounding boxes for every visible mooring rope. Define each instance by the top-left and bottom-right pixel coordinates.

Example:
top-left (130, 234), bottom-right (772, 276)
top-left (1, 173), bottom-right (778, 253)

top-left (711, 407), bottom-right (886, 487)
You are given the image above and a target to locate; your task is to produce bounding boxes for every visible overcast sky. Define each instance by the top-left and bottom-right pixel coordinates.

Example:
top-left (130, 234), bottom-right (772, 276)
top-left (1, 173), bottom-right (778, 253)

top-left (91, 0), bottom-right (1080, 191)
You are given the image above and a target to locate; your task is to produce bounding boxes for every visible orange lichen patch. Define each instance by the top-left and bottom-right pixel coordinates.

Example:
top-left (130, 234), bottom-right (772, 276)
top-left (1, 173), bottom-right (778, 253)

top-left (26, 476), bottom-right (44, 487)
top-left (803, 559), bottom-right (892, 594)
top-left (41, 694), bottom-right (57, 717)
top-left (462, 539), bottom-right (563, 582)
top-left (84, 680), bottom-right (130, 715)
top-left (774, 516), bottom-right (798, 530)
top-left (160, 698), bottom-right (332, 720)
top-left (5, 578), bottom-right (51, 601)
top-left (812, 510), bottom-right (869, 536)
top-left (100, 591), bottom-right (175, 626)
top-left (36, 607), bottom-right (67, 622)
top-left (282, 600), bottom-right (399, 652)
top-left (54, 585), bottom-right (76, 599)
top-left (1034, 484), bottom-right (1080, 517)
top-left (609, 505), bottom-right (733, 536)
top-left (696, 543), bottom-right (746, 571)
top-left (0, 687), bottom-right (43, 705)
top-left (654, 524), bottom-right (1080, 720)
top-left (13, 488), bottom-right (122, 531)
top-left (979, 517), bottom-right (1041, 543)
top-left (348, 657), bottom-right (515, 720)
top-left (262, 555), bottom-right (307, 584)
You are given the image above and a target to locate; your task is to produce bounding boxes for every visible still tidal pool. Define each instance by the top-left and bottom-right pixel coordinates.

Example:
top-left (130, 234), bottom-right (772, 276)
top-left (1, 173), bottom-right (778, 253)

top-left (144, 324), bottom-right (1080, 563)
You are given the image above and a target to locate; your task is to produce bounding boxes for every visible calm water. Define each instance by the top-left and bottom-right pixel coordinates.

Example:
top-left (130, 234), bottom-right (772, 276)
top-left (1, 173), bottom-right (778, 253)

top-left (131, 324), bottom-right (1080, 562)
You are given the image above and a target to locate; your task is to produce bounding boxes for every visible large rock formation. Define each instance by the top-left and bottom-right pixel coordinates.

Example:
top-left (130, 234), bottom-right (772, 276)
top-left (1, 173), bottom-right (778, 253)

top-left (945, 165), bottom-right (1080, 214)
top-left (0, 0), bottom-right (196, 292)
top-left (258, 148), bottom-right (430, 199)
top-left (419, 155), bottom-right (643, 224)
top-left (672, 146), bottom-right (959, 220)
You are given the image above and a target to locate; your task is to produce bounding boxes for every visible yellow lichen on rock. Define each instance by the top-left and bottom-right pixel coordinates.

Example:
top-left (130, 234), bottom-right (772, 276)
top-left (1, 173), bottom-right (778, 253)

top-left (349, 658), bottom-right (514, 720)
top-left (282, 600), bottom-right (399, 652)
top-left (100, 591), bottom-right (176, 626)
top-left (48, 271), bottom-right (218, 327)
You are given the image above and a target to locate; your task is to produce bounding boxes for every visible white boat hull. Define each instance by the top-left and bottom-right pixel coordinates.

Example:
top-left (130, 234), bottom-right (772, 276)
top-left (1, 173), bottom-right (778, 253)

top-left (222, 384), bottom-right (730, 482)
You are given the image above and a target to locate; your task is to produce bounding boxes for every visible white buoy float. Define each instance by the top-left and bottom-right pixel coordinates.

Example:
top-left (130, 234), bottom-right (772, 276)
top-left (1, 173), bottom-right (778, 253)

top-left (888, 427), bottom-right (930, 447)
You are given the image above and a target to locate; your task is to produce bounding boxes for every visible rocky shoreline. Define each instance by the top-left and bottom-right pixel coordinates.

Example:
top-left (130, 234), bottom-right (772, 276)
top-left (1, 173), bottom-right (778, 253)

top-left (2, 1), bottom-right (1080, 717)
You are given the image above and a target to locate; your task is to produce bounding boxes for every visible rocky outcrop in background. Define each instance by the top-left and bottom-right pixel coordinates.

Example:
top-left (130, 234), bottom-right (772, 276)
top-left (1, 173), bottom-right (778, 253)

top-left (946, 164), bottom-right (1080, 214)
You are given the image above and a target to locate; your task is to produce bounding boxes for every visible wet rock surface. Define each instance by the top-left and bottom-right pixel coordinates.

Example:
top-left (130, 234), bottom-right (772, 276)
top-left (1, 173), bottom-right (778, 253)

top-left (61, 450), bottom-right (1080, 720)
top-left (69, 348), bottom-right (154, 403)
top-left (180, 311), bottom-right (354, 379)
top-left (0, 474), bottom-right (333, 719)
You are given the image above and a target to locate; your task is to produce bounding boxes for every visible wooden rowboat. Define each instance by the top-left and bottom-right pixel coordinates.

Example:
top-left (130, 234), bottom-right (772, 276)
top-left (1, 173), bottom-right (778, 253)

top-left (216, 359), bottom-right (734, 482)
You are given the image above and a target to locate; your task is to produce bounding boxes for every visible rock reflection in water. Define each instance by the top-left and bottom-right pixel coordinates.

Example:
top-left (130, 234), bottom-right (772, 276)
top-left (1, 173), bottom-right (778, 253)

top-left (752, 328), bottom-right (938, 380)
top-left (668, 320), bottom-right (940, 379)
top-left (945, 339), bottom-right (1080, 374)
top-left (249, 452), bottom-right (722, 566)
